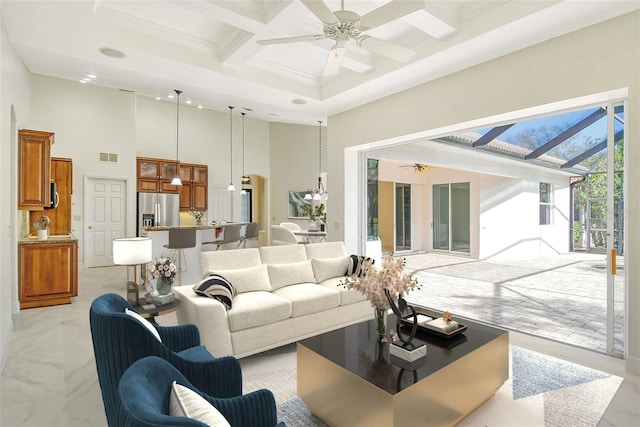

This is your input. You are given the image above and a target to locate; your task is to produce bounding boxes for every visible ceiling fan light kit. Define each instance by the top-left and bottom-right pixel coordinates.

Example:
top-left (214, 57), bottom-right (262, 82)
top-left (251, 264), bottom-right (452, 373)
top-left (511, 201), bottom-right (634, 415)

top-left (258, 0), bottom-right (422, 76)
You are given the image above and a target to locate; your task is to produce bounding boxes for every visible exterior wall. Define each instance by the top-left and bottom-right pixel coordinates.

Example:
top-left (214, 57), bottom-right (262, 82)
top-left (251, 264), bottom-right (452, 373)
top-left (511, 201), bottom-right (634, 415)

top-left (330, 12), bottom-right (639, 373)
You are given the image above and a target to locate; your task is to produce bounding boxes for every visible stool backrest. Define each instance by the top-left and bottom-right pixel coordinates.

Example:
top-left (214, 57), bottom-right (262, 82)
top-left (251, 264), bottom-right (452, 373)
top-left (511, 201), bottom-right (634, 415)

top-left (168, 227), bottom-right (196, 249)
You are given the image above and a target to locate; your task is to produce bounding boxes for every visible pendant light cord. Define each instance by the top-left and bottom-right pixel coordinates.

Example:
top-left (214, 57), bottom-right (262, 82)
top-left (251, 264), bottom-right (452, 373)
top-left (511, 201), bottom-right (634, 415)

top-left (242, 112), bottom-right (246, 176)
top-left (175, 90), bottom-right (182, 162)
top-left (318, 120), bottom-right (323, 177)
top-left (229, 106), bottom-right (234, 183)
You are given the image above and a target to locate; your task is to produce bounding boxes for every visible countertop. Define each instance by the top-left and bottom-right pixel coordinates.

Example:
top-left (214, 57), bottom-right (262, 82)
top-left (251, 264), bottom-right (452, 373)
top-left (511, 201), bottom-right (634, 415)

top-left (18, 234), bottom-right (79, 244)
top-left (145, 223), bottom-right (246, 232)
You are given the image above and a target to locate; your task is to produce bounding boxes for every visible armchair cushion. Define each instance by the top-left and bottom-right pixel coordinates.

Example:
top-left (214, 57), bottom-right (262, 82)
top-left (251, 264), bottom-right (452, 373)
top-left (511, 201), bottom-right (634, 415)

top-left (125, 308), bottom-right (161, 342)
top-left (170, 381), bottom-right (231, 427)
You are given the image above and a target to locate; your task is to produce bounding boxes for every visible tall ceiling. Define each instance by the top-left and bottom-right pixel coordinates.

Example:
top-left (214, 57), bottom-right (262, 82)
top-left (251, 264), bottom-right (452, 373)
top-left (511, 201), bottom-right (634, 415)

top-left (1, 0), bottom-right (638, 125)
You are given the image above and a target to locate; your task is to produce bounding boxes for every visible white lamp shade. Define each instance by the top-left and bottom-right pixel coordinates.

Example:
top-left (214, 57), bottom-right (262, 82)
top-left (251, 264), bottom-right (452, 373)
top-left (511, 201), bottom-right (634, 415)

top-left (113, 237), bottom-right (152, 265)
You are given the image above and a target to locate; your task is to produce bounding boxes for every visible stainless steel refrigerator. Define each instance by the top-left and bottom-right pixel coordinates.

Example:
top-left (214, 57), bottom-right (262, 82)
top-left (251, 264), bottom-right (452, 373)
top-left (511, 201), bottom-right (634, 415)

top-left (137, 192), bottom-right (180, 236)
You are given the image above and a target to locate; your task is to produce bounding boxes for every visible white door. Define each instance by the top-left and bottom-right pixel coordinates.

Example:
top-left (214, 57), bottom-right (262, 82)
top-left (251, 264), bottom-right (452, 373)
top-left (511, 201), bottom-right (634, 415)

top-left (84, 177), bottom-right (127, 267)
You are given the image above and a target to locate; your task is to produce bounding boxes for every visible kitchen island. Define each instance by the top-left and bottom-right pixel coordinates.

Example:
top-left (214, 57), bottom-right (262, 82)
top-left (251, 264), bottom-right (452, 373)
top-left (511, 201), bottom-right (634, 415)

top-left (144, 224), bottom-right (245, 286)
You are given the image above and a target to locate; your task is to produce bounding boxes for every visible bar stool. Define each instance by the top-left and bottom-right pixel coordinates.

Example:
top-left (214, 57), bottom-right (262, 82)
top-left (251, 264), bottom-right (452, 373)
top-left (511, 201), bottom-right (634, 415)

top-left (163, 228), bottom-right (196, 286)
top-left (202, 224), bottom-right (241, 251)
top-left (237, 222), bottom-right (259, 248)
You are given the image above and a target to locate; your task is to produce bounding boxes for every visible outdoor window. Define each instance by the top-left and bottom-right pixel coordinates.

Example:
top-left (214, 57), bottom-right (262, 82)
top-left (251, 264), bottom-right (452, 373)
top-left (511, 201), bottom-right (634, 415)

top-left (539, 182), bottom-right (552, 225)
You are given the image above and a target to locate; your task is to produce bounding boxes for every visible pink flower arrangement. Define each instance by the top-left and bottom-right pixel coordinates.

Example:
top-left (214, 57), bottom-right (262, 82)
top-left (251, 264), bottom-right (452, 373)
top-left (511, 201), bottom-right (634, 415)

top-left (150, 257), bottom-right (177, 281)
top-left (341, 255), bottom-right (419, 310)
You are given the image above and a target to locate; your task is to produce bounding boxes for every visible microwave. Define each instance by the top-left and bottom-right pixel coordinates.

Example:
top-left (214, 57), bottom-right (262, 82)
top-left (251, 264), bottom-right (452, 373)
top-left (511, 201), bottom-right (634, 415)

top-left (45, 181), bottom-right (59, 209)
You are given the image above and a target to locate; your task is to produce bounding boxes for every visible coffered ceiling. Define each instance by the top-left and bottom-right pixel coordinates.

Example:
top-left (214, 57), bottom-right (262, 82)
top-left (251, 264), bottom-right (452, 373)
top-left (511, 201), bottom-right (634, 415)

top-left (1, 0), bottom-right (637, 124)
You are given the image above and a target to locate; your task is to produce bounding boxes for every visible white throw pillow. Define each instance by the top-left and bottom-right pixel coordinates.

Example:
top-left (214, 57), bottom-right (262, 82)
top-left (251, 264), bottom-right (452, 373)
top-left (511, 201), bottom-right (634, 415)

top-left (208, 264), bottom-right (271, 294)
top-left (311, 256), bottom-right (350, 283)
top-left (267, 260), bottom-right (316, 290)
top-left (169, 381), bottom-right (231, 427)
top-left (124, 308), bottom-right (161, 342)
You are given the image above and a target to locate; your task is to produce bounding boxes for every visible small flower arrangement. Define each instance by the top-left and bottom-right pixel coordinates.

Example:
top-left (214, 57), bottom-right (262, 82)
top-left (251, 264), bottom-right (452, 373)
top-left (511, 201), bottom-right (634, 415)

top-left (190, 211), bottom-right (205, 222)
top-left (151, 257), bottom-right (177, 281)
top-left (340, 255), bottom-right (419, 310)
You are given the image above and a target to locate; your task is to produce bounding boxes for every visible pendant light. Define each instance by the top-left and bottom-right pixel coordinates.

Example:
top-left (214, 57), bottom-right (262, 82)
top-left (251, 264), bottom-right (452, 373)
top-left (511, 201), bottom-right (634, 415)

top-left (305, 120), bottom-right (327, 200)
top-left (240, 112), bottom-right (248, 195)
top-left (170, 89), bottom-right (183, 186)
top-left (227, 106), bottom-right (236, 191)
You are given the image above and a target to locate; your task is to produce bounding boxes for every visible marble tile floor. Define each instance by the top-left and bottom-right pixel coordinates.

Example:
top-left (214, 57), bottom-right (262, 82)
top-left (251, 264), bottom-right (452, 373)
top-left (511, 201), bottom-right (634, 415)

top-left (1, 262), bottom-right (638, 426)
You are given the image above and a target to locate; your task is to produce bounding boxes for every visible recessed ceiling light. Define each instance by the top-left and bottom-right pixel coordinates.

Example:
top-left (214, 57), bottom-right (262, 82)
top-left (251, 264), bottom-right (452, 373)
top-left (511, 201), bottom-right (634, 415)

top-left (79, 79), bottom-right (87, 83)
top-left (87, 74), bottom-right (97, 79)
top-left (98, 47), bottom-right (126, 59)
top-left (168, 94), bottom-right (174, 99)
top-left (291, 99), bottom-right (306, 105)
top-left (155, 96), bottom-right (161, 101)
top-left (185, 100), bottom-right (192, 104)
top-left (197, 105), bottom-right (203, 109)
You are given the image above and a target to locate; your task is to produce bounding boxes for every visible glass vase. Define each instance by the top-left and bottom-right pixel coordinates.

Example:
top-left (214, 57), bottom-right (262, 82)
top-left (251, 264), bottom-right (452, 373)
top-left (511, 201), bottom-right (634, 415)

top-left (374, 307), bottom-right (387, 336)
top-left (156, 277), bottom-right (173, 295)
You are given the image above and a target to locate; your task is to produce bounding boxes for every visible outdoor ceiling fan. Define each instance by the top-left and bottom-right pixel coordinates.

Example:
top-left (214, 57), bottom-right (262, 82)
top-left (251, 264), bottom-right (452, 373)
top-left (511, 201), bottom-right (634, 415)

top-left (399, 162), bottom-right (431, 174)
top-left (257, 0), bottom-right (424, 75)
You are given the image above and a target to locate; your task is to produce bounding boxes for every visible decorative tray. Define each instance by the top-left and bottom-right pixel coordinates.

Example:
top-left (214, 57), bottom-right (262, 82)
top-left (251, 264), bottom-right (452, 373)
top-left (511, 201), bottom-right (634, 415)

top-left (400, 310), bottom-right (467, 339)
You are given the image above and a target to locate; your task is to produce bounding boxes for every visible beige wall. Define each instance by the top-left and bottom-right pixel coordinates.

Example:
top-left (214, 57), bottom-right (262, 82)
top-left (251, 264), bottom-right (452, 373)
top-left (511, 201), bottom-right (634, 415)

top-left (0, 14), bottom-right (33, 368)
top-left (329, 12), bottom-right (639, 374)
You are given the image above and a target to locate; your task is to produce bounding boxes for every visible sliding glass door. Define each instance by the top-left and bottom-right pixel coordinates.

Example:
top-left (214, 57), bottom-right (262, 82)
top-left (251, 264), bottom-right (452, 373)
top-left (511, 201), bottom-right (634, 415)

top-left (432, 182), bottom-right (470, 253)
top-left (395, 183), bottom-right (411, 251)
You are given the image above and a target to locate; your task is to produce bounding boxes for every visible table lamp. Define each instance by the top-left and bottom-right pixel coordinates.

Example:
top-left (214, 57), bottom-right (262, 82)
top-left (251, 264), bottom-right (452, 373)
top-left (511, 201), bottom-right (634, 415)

top-left (113, 237), bottom-right (152, 307)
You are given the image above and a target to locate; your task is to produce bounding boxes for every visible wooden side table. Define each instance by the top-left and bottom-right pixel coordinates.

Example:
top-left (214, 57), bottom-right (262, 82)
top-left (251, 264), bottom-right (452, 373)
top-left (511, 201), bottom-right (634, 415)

top-left (137, 297), bottom-right (180, 324)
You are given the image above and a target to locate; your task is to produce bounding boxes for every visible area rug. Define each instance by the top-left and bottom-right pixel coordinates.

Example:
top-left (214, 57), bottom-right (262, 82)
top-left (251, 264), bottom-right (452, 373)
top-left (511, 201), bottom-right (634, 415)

top-left (242, 344), bottom-right (623, 427)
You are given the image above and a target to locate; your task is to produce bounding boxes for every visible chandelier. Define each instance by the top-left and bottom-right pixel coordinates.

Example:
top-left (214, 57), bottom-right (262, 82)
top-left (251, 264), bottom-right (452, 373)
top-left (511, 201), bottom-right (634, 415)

top-left (305, 120), bottom-right (327, 201)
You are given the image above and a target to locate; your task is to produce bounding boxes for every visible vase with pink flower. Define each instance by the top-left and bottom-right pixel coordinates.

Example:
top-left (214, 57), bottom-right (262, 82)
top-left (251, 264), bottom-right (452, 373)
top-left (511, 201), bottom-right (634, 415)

top-left (150, 257), bottom-right (177, 295)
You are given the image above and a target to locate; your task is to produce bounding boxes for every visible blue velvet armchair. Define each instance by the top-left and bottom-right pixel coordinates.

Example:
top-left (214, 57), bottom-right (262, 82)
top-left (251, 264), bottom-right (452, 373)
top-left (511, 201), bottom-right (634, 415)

top-left (119, 356), bottom-right (285, 427)
top-left (90, 293), bottom-right (242, 426)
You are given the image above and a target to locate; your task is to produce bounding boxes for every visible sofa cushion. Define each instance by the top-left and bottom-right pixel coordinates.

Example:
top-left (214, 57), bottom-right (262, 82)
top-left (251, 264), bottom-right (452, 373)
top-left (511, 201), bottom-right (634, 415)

top-left (169, 381), bottom-right (231, 427)
top-left (305, 241), bottom-right (347, 259)
top-left (200, 248), bottom-right (261, 276)
top-left (206, 264), bottom-right (271, 294)
top-left (317, 277), bottom-right (368, 306)
top-left (311, 256), bottom-right (350, 283)
top-left (346, 254), bottom-right (374, 277)
top-left (193, 273), bottom-right (236, 309)
top-left (259, 245), bottom-right (307, 264)
top-left (273, 283), bottom-right (340, 317)
top-left (125, 308), bottom-right (161, 342)
top-left (267, 260), bottom-right (316, 290)
top-left (227, 291), bottom-right (291, 332)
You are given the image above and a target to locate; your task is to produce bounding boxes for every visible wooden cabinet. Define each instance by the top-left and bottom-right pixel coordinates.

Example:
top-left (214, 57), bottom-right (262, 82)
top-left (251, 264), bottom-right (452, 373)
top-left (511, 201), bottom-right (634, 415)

top-left (29, 157), bottom-right (72, 236)
top-left (136, 157), bottom-right (179, 193)
top-left (178, 163), bottom-right (208, 211)
top-left (18, 129), bottom-right (54, 210)
top-left (19, 240), bottom-right (78, 309)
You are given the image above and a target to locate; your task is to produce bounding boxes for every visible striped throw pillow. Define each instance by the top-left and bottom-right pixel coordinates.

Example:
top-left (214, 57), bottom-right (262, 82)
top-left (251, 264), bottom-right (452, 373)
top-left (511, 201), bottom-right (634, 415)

top-left (346, 255), bottom-right (374, 277)
top-left (193, 273), bottom-right (236, 310)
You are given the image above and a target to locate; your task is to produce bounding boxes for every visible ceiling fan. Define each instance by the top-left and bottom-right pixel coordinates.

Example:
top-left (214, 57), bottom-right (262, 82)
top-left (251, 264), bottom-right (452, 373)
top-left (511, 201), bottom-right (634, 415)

top-left (399, 163), bottom-right (431, 174)
top-left (257, 0), bottom-right (424, 75)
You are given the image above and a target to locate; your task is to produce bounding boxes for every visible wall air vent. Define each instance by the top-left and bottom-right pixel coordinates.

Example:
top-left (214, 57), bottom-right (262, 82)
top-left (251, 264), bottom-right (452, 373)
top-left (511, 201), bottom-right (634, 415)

top-left (99, 152), bottom-right (118, 163)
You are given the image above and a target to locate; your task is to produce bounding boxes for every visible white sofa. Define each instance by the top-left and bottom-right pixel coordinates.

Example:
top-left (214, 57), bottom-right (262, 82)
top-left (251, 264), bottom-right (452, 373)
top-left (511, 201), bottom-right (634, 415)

top-left (173, 242), bottom-right (373, 358)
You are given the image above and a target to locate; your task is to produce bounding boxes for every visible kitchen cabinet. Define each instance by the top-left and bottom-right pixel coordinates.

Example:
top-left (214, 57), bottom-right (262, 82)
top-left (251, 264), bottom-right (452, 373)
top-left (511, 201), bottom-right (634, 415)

top-left (178, 163), bottom-right (208, 211)
top-left (29, 157), bottom-right (72, 236)
top-left (18, 129), bottom-right (54, 210)
top-left (18, 239), bottom-right (78, 309)
top-left (136, 157), bottom-right (179, 193)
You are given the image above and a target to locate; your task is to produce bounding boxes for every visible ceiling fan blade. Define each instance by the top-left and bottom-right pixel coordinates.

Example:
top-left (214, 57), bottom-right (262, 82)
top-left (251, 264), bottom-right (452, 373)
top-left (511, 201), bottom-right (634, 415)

top-left (257, 34), bottom-right (326, 45)
top-left (358, 36), bottom-right (415, 62)
top-left (323, 40), bottom-right (348, 76)
top-left (359, 0), bottom-right (425, 30)
top-left (300, 0), bottom-right (338, 25)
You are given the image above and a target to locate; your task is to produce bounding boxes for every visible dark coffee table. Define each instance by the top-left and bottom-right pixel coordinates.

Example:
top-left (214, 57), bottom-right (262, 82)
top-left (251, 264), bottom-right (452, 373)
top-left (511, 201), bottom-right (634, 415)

top-left (298, 308), bottom-right (509, 426)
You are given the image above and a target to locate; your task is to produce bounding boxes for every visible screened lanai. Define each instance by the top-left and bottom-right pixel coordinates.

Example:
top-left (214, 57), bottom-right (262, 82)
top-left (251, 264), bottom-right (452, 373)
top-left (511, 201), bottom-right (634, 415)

top-left (366, 101), bottom-right (626, 357)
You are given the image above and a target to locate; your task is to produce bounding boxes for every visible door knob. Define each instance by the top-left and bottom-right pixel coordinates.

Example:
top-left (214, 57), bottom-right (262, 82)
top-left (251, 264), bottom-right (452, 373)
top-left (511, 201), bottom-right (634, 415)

top-left (88, 225), bottom-right (93, 229)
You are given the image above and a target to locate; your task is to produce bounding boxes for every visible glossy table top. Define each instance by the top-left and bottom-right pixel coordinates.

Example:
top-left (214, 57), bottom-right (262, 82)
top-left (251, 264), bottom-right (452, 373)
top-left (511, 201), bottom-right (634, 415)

top-left (299, 308), bottom-right (508, 395)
